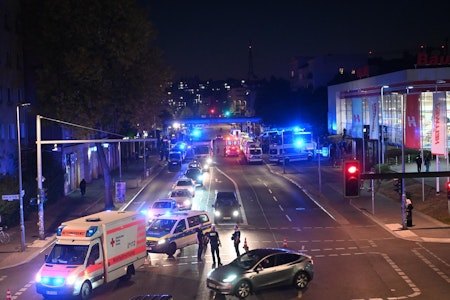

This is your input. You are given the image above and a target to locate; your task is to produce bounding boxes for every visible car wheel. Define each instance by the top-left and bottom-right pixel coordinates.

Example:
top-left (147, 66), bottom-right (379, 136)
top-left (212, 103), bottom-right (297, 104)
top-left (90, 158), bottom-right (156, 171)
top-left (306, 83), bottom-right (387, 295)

top-left (294, 271), bottom-right (310, 290)
top-left (166, 242), bottom-right (177, 257)
top-left (79, 281), bottom-right (92, 300)
top-left (234, 280), bottom-right (251, 299)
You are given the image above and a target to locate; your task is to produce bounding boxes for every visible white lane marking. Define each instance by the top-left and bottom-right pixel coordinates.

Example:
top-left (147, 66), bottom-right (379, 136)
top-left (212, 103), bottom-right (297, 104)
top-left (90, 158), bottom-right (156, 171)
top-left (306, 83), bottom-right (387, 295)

top-left (285, 214), bottom-right (292, 222)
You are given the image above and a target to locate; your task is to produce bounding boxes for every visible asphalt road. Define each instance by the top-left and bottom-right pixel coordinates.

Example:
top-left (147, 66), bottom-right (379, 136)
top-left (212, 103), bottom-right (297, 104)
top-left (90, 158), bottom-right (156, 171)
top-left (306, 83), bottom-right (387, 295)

top-left (2, 154), bottom-right (449, 300)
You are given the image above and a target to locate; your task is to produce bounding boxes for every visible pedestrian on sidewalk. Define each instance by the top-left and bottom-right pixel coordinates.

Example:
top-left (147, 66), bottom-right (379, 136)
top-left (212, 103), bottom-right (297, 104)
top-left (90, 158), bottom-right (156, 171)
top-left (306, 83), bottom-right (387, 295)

top-left (424, 154), bottom-right (431, 172)
top-left (196, 224), bottom-right (204, 262)
top-left (79, 179), bottom-right (86, 197)
top-left (207, 225), bottom-right (222, 267)
top-left (415, 154), bottom-right (422, 172)
top-left (231, 224), bottom-right (241, 257)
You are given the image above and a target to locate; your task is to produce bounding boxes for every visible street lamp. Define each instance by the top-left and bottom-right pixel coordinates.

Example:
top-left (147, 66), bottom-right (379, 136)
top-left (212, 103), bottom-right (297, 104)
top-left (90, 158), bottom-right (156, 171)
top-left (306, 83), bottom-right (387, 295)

top-left (380, 85), bottom-right (389, 165)
top-left (16, 102), bottom-right (30, 251)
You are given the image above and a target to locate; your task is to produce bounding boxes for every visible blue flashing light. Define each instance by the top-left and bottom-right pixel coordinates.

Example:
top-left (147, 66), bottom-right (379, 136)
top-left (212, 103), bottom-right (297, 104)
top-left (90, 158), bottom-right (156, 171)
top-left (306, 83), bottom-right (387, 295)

top-left (56, 225), bottom-right (66, 236)
top-left (295, 139), bottom-right (304, 147)
top-left (86, 226), bottom-right (98, 237)
top-left (192, 129), bottom-right (201, 137)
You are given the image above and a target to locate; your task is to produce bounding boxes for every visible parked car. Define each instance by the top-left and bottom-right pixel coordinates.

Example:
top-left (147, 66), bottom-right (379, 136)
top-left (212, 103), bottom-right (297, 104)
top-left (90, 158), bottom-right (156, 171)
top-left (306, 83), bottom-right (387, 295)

top-left (212, 191), bottom-right (241, 223)
top-left (184, 168), bottom-right (203, 187)
top-left (145, 198), bottom-right (178, 221)
top-left (172, 177), bottom-right (196, 197)
top-left (168, 189), bottom-right (193, 210)
top-left (206, 248), bottom-right (314, 299)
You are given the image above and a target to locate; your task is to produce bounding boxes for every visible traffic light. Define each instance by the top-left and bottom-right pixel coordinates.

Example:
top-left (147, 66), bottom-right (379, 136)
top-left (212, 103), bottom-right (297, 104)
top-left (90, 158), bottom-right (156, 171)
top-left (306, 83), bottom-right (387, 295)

top-left (447, 182), bottom-right (450, 200)
top-left (343, 160), bottom-right (360, 197)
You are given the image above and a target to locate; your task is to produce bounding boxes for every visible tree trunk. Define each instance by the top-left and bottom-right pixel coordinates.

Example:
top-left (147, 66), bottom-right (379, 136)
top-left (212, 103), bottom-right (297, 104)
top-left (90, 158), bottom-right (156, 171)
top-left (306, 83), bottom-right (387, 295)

top-left (96, 143), bottom-right (114, 210)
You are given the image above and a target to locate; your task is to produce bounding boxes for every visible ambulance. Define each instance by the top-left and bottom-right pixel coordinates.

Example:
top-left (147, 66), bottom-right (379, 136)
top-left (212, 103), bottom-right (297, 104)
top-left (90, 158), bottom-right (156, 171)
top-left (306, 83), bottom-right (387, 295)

top-left (35, 211), bottom-right (147, 300)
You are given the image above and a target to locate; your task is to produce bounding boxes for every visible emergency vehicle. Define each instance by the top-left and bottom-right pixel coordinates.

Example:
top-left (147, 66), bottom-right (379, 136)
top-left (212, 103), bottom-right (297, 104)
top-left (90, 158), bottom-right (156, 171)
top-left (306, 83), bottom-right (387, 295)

top-left (146, 210), bottom-right (212, 256)
top-left (225, 136), bottom-right (240, 157)
top-left (35, 211), bottom-right (147, 300)
top-left (243, 143), bottom-right (263, 164)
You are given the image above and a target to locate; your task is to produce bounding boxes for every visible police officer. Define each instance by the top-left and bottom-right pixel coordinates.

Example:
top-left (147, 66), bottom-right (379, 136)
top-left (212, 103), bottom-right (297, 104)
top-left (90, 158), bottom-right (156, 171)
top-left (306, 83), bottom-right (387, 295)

top-left (207, 225), bottom-right (222, 267)
top-left (231, 224), bottom-right (241, 257)
top-left (196, 224), bottom-right (204, 262)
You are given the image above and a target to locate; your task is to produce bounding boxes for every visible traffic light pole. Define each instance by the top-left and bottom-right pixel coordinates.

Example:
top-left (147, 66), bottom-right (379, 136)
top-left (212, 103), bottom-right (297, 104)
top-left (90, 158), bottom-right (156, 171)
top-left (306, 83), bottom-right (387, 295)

top-left (36, 115), bottom-right (45, 240)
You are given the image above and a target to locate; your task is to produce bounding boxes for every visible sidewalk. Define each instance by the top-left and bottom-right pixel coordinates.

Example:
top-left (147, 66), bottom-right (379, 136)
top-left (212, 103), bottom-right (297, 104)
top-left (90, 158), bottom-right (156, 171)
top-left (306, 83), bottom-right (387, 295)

top-left (279, 158), bottom-right (450, 244)
top-left (0, 155), bottom-right (165, 270)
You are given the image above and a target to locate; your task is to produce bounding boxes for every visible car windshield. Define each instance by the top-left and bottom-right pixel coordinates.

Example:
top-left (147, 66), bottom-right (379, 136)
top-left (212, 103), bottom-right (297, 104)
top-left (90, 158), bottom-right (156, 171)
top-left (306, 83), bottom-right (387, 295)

top-left (233, 251), bottom-right (260, 270)
top-left (216, 199), bottom-right (236, 207)
top-left (171, 190), bottom-right (190, 197)
top-left (46, 244), bottom-right (89, 265)
top-left (186, 170), bottom-right (200, 176)
top-left (177, 181), bottom-right (191, 186)
top-left (153, 201), bottom-right (171, 209)
top-left (147, 219), bottom-right (177, 233)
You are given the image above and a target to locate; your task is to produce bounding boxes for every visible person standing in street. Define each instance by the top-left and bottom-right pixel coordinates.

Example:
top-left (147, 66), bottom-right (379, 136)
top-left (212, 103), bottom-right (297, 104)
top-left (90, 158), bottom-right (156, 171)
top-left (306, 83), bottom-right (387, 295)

top-left (415, 154), bottom-right (422, 172)
top-left (207, 225), bottom-right (222, 267)
top-left (424, 154), bottom-right (431, 172)
top-left (231, 224), bottom-right (241, 257)
top-left (196, 225), bottom-right (204, 262)
top-left (79, 179), bottom-right (86, 197)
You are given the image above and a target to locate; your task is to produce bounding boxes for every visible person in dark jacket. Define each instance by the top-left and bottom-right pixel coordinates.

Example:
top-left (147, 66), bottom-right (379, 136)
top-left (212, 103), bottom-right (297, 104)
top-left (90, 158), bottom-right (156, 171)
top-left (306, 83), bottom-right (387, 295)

top-left (415, 155), bottom-right (422, 172)
top-left (79, 179), bottom-right (86, 197)
top-left (196, 225), bottom-right (204, 262)
top-left (231, 224), bottom-right (241, 257)
top-left (207, 225), bottom-right (221, 267)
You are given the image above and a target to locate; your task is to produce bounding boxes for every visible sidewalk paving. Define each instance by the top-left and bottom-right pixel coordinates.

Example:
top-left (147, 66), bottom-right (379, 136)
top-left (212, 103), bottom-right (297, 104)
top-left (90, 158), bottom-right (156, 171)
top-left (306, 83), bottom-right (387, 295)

top-left (279, 158), bottom-right (450, 243)
top-left (1, 155), bottom-right (449, 271)
top-left (0, 155), bottom-right (165, 270)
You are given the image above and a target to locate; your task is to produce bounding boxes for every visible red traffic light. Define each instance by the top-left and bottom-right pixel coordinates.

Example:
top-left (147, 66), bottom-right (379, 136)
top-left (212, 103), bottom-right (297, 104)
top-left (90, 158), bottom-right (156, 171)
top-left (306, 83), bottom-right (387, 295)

top-left (347, 165), bottom-right (358, 174)
top-left (343, 160), bottom-right (360, 197)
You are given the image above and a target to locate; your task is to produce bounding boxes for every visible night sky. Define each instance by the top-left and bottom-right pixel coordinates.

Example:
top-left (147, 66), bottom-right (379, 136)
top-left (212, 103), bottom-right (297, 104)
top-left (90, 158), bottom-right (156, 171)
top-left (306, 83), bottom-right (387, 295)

top-left (148, 0), bottom-right (450, 81)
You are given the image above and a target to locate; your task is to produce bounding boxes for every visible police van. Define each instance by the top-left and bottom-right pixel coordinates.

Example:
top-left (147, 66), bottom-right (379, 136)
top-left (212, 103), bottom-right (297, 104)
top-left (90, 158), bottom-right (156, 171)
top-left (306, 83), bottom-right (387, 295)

top-left (146, 211), bottom-right (212, 256)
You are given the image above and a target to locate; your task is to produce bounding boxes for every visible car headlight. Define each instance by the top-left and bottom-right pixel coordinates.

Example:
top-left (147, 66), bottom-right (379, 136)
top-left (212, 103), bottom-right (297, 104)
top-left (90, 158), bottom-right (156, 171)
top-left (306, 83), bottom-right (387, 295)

top-left (206, 158), bottom-right (212, 164)
top-left (214, 211), bottom-right (221, 217)
top-left (197, 175), bottom-right (203, 181)
top-left (184, 199), bottom-right (191, 206)
top-left (35, 272), bottom-right (42, 283)
top-left (158, 239), bottom-right (167, 245)
top-left (66, 274), bottom-right (77, 285)
top-left (223, 274), bottom-right (237, 283)
top-left (232, 210), bottom-right (239, 217)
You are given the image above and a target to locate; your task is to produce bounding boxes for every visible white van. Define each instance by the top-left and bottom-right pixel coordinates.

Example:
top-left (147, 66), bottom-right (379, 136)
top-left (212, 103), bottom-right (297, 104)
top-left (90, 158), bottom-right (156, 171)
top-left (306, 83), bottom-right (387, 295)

top-left (146, 211), bottom-right (212, 256)
top-left (244, 144), bottom-right (263, 164)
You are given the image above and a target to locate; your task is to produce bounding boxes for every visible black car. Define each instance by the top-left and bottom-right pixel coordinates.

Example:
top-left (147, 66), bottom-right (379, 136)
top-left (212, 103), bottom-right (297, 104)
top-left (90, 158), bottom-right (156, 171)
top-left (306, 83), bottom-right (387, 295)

top-left (184, 168), bottom-right (203, 187)
top-left (212, 191), bottom-right (241, 222)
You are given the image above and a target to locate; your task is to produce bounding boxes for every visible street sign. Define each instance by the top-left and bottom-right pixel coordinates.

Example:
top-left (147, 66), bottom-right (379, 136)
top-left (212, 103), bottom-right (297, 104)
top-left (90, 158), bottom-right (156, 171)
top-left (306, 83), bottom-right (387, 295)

top-left (2, 194), bottom-right (19, 201)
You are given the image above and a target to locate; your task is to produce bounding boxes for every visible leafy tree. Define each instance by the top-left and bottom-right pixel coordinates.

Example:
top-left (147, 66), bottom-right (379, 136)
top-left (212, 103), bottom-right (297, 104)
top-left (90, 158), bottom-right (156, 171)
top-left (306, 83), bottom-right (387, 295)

top-left (23, 0), bottom-right (171, 209)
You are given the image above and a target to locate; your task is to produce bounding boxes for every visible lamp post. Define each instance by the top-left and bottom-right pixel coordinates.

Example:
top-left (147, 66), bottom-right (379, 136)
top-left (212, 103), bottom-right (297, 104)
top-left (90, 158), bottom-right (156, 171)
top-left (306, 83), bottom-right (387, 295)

top-left (380, 85), bottom-right (389, 165)
top-left (16, 102), bottom-right (30, 251)
top-left (282, 130), bottom-right (285, 174)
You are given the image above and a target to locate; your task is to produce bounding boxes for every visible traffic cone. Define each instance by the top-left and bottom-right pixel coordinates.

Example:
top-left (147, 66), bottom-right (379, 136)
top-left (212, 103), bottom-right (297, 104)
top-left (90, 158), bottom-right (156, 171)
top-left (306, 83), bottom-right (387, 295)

top-left (243, 237), bottom-right (249, 253)
top-left (283, 237), bottom-right (287, 248)
top-left (6, 289), bottom-right (12, 300)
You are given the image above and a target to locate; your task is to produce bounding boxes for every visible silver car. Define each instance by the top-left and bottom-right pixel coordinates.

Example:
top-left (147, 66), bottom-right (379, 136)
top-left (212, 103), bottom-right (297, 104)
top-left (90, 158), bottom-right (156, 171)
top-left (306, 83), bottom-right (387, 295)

top-left (206, 248), bottom-right (314, 299)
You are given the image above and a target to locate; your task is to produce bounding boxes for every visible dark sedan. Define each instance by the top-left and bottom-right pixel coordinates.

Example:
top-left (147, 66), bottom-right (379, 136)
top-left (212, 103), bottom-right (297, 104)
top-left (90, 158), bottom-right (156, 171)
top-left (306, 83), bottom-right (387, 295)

top-left (206, 248), bottom-right (314, 299)
top-left (184, 168), bottom-right (203, 187)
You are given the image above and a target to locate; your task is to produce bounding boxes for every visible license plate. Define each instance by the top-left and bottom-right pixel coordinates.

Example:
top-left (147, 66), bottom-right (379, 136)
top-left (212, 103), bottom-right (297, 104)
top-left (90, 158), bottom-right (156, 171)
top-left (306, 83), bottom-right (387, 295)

top-left (223, 217), bottom-right (231, 220)
top-left (46, 291), bottom-right (58, 295)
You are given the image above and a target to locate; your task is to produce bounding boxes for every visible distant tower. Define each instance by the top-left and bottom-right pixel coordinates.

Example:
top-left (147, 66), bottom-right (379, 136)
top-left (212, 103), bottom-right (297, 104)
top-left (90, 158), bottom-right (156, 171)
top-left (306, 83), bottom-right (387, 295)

top-left (247, 43), bottom-right (258, 81)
